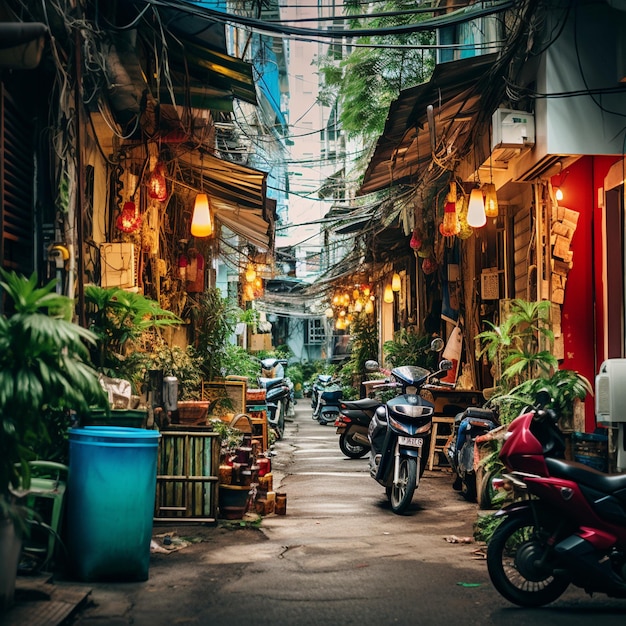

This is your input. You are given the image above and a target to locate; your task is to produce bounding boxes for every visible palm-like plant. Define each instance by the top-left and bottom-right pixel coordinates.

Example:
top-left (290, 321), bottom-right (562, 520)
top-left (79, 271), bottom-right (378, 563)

top-left (477, 299), bottom-right (556, 390)
top-left (0, 271), bottom-right (108, 508)
top-left (84, 285), bottom-right (181, 387)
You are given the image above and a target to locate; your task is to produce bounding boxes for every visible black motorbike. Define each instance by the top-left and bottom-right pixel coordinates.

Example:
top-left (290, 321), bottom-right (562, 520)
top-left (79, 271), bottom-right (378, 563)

top-left (334, 397), bottom-right (380, 458)
top-left (368, 351), bottom-right (452, 514)
top-left (258, 358), bottom-right (294, 439)
top-left (310, 374), bottom-right (333, 411)
top-left (446, 405), bottom-right (499, 504)
top-left (312, 378), bottom-right (343, 425)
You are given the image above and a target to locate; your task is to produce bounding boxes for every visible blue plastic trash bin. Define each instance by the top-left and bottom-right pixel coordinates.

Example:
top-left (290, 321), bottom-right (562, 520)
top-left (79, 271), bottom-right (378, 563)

top-left (67, 426), bottom-right (161, 581)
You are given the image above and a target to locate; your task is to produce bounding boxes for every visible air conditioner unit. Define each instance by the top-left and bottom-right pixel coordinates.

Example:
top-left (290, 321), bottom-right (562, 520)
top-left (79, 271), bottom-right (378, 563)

top-left (100, 242), bottom-right (136, 289)
top-left (596, 359), bottom-right (626, 426)
top-left (492, 108), bottom-right (535, 149)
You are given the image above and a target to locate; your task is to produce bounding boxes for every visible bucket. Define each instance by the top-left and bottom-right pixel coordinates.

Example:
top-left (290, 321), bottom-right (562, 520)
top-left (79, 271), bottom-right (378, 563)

top-left (67, 426), bottom-right (161, 581)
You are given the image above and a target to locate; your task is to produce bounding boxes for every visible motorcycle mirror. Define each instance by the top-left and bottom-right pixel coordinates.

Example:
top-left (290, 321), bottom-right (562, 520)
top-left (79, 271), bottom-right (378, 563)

top-left (439, 359), bottom-right (453, 371)
top-left (364, 360), bottom-right (380, 372)
top-left (430, 337), bottom-right (445, 353)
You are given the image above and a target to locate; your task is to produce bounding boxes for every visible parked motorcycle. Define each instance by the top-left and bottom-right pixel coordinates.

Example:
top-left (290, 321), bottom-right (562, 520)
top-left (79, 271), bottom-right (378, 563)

top-left (447, 405), bottom-right (499, 503)
top-left (334, 396), bottom-right (381, 458)
top-left (368, 347), bottom-right (452, 514)
top-left (258, 357), bottom-right (294, 439)
top-left (310, 374), bottom-right (333, 411)
top-left (486, 391), bottom-right (626, 607)
top-left (312, 378), bottom-right (343, 425)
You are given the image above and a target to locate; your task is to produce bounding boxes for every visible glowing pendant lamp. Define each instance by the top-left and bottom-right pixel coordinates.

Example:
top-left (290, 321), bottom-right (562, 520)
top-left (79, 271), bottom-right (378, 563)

top-left (483, 183), bottom-right (499, 218)
top-left (191, 193), bottom-right (213, 237)
top-left (391, 272), bottom-right (401, 292)
top-left (383, 284), bottom-right (394, 303)
top-left (467, 188), bottom-right (487, 228)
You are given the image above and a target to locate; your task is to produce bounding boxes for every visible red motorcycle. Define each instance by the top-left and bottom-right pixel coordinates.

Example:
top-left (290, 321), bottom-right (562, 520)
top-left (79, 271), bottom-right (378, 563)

top-left (487, 392), bottom-right (626, 607)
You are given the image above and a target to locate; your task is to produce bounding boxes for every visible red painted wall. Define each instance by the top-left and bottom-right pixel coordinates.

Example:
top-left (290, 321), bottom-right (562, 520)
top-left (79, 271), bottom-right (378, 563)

top-left (553, 155), bottom-right (620, 432)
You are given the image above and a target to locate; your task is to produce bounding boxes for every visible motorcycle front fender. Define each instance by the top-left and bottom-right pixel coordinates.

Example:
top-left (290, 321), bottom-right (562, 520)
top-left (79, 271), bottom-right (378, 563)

top-left (493, 500), bottom-right (533, 520)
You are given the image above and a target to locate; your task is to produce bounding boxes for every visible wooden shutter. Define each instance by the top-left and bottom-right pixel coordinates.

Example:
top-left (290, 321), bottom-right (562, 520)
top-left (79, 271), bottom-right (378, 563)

top-left (0, 82), bottom-right (35, 274)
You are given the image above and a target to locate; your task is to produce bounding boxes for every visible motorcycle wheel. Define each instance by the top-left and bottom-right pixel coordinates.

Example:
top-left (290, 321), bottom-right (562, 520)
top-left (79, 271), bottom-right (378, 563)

top-left (461, 473), bottom-right (477, 502)
top-left (273, 401), bottom-right (285, 440)
top-left (478, 468), bottom-right (499, 510)
top-left (339, 432), bottom-right (369, 459)
top-left (389, 456), bottom-right (417, 514)
top-left (487, 510), bottom-right (570, 607)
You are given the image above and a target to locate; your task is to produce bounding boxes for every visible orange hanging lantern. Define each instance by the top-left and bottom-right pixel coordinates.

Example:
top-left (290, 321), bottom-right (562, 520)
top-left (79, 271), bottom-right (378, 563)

top-left (439, 182), bottom-right (460, 237)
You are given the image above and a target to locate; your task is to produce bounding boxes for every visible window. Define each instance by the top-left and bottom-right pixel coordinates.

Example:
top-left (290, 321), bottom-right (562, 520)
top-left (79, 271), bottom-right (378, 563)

top-left (307, 318), bottom-right (325, 344)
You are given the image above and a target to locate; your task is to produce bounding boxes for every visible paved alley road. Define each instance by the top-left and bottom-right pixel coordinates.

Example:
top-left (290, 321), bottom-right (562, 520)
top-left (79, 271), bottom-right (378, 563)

top-left (70, 403), bottom-right (626, 626)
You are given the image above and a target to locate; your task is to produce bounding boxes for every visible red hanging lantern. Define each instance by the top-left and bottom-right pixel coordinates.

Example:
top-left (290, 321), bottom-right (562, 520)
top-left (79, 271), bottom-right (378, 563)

top-left (410, 228), bottom-right (422, 250)
top-left (147, 162), bottom-right (168, 202)
top-left (116, 201), bottom-right (142, 233)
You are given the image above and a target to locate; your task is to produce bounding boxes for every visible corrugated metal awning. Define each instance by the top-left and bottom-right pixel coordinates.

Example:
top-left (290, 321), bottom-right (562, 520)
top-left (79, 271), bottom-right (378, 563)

top-left (359, 54), bottom-right (499, 196)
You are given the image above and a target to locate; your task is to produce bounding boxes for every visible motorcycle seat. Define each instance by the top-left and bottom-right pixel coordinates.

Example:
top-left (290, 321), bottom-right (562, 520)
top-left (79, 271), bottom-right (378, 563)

top-left (461, 407), bottom-right (496, 420)
top-left (340, 398), bottom-right (380, 411)
top-left (546, 457), bottom-right (626, 496)
top-left (260, 377), bottom-right (285, 390)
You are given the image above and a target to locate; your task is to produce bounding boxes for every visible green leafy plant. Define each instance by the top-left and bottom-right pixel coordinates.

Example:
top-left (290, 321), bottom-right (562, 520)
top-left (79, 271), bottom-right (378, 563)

top-left (383, 328), bottom-right (437, 369)
top-left (0, 271), bottom-right (108, 512)
top-left (490, 369), bottom-right (592, 426)
top-left (84, 285), bottom-right (181, 389)
top-left (222, 344), bottom-right (261, 381)
top-left (473, 512), bottom-right (503, 543)
top-left (145, 341), bottom-right (204, 401)
top-left (187, 288), bottom-right (239, 381)
top-left (477, 299), bottom-right (556, 391)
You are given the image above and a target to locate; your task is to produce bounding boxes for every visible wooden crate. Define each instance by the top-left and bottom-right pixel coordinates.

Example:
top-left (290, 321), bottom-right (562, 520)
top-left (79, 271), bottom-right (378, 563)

top-left (155, 426), bottom-right (220, 522)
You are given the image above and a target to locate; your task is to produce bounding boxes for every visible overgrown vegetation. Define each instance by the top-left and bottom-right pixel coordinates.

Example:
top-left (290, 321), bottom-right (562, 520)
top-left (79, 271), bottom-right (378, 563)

top-left (383, 328), bottom-right (437, 369)
top-left (316, 0), bottom-right (435, 144)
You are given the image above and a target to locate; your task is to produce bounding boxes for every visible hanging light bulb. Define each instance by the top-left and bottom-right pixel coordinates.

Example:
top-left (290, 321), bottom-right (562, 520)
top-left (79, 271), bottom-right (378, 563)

top-left (353, 288), bottom-right (360, 300)
top-left (325, 307), bottom-right (334, 318)
top-left (383, 284), bottom-right (394, 303)
top-left (191, 193), bottom-right (213, 237)
top-left (332, 294), bottom-right (340, 306)
top-left (391, 272), bottom-right (401, 292)
top-left (364, 299), bottom-right (374, 314)
top-left (555, 187), bottom-right (563, 201)
top-left (483, 183), bottom-right (499, 218)
top-left (467, 188), bottom-right (487, 228)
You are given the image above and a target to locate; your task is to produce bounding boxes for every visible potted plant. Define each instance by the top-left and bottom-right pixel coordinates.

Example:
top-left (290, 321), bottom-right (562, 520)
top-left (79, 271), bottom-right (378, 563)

top-left (0, 270), bottom-right (108, 612)
top-left (84, 284), bottom-right (181, 390)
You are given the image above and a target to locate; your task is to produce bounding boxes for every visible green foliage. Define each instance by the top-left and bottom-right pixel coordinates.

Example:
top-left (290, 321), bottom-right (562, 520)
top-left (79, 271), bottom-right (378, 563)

top-left (0, 270), bottom-right (108, 502)
top-left (473, 512), bottom-right (503, 543)
top-left (349, 311), bottom-right (379, 374)
top-left (477, 299), bottom-right (555, 389)
top-left (476, 299), bottom-right (590, 425)
top-left (383, 329), bottom-right (437, 369)
top-left (221, 344), bottom-right (261, 382)
top-left (188, 288), bottom-right (239, 381)
top-left (315, 0), bottom-right (435, 142)
top-left (84, 284), bottom-right (181, 387)
top-left (146, 341), bottom-right (204, 401)
top-left (490, 369), bottom-right (592, 426)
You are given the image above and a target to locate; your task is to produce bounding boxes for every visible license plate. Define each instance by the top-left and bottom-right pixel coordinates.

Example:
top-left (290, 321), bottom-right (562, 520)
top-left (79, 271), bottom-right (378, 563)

top-left (398, 436), bottom-right (423, 448)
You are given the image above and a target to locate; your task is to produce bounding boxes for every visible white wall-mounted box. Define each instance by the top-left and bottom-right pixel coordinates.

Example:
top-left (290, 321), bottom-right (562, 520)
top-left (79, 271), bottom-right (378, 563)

top-left (596, 359), bottom-right (626, 425)
top-left (492, 108), bottom-right (535, 149)
top-left (100, 242), bottom-right (136, 289)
